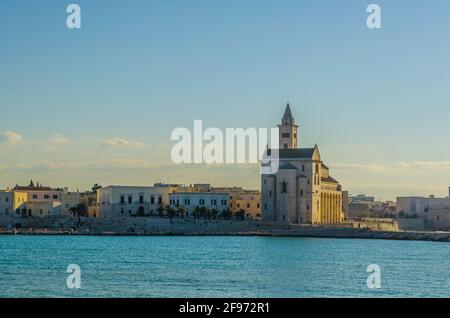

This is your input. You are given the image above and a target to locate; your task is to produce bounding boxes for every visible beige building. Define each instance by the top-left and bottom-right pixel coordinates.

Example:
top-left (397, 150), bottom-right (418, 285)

top-left (261, 104), bottom-right (344, 225)
top-left (11, 184), bottom-right (79, 218)
top-left (214, 187), bottom-right (261, 219)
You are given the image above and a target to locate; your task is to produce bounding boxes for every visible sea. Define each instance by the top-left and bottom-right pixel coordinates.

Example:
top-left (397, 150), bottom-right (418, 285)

top-left (0, 235), bottom-right (448, 297)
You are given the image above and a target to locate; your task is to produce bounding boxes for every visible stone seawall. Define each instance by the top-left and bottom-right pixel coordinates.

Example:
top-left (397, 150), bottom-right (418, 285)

top-left (0, 216), bottom-right (449, 242)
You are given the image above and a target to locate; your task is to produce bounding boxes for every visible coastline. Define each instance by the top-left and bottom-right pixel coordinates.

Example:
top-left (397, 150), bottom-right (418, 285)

top-left (1, 226), bottom-right (449, 243)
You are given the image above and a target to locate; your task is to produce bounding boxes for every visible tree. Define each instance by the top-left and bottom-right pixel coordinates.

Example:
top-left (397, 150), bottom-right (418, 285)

top-left (235, 209), bottom-right (246, 221)
top-left (193, 206), bottom-right (201, 219)
top-left (157, 205), bottom-right (165, 217)
top-left (177, 207), bottom-right (186, 218)
top-left (92, 184), bottom-right (102, 193)
top-left (221, 209), bottom-right (232, 220)
top-left (69, 204), bottom-right (87, 217)
top-left (167, 206), bottom-right (176, 218)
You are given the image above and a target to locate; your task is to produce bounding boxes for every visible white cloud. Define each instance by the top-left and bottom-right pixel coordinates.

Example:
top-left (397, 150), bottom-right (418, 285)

top-left (48, 134), bottom-right (70, 145)
top-left (330, 161), bottom-right (450, 172)
top-left (0, 131), bottom-right (23, 145)
top-left (100, 138), bottom-right (145, 148)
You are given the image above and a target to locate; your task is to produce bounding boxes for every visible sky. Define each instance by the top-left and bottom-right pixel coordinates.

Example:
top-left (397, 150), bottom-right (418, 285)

top-left (1, 0), bottom-right (450, 201)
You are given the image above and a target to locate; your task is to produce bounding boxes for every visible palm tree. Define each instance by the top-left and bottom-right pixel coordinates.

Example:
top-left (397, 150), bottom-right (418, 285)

top-left (157, 205), bottom-right (165, 217)
top-left (193, 206), bottom-right (200, 219)
top-left (177, 207), bottom-right (186, 218)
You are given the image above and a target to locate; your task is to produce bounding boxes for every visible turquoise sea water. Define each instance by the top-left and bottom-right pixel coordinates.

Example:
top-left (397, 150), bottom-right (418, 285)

top-left (0, 236), bottom-right (448, 298)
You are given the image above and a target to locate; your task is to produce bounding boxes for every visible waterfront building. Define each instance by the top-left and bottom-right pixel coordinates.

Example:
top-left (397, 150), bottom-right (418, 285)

top-left (79, 192), bottom-right (98, 218)
top-left (12, 184), bottom-right (79, 217)
top-left (214, 187), bottom-right (261, 219)
top-left (261, 104), bottom-right (345, 225)
top-left (350, 194), bottom-right (375, 203)
top-left (396, 188), bottom-right (450, 217)
top-left (168, 192), bottom-right (230, 216)
top-left (0, 190), bottom-right (14, 217)
top-left (96, 185), bottom-right (171, 218)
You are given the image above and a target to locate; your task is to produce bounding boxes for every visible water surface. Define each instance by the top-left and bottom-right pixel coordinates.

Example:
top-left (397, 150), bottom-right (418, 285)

top-left (0, 236), bottom-right (448, 297)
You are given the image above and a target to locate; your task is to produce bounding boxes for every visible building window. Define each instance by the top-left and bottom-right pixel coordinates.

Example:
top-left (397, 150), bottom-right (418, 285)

top-left (302, 165), bottom-right (305, 172)
top-left (221, 200), bottom-right (227, 206)
top-left (120, 196), bottom-right (125, 204)
top-left (247, 203), bottom-right (250, 208)
top-left (281, 182), bottom-right (287, 193)
top-left (184, 199), bottom-right (190, 205)
top-left (284, 143), bottom-right (288, 149)
top-left (269, 191), bottom-right (272, 197)
top-left (121, 207), bottom-right (124, 214)
top-left (158, 197), bottom-right (162, 204)
top-left (199, 199), bottom-right (205, 205)
top-left (53, 195), bottom-right (58, 200)
top-left (264, 204), bottom-right (267, 210)
top-left (139, 195), bottom-right (144, 204)
top-left (33, 194), bottom-right (38, 199)
top-left (211, 199), bottom-right (217, 205)
top-left (44, 195), bottom-right (50, 199)
top-left (300, 190), bottom-right (303, 197)
top-left (257, 203), bottom-right (260, 208)
top-left (128, 196), bottom-right (132, 204)
top-left (151, 196), bottom-right (155, 204)
top-left (307, 205), bottom-right (310, 210)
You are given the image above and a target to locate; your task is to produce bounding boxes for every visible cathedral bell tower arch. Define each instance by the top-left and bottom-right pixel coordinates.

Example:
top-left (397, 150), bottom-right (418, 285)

top-left (278, 103), bottom-right (299, 149)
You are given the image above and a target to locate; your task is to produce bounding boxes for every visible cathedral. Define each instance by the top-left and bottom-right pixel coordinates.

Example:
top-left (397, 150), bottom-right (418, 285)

top-left (261, 104), bottom-right (344, 225)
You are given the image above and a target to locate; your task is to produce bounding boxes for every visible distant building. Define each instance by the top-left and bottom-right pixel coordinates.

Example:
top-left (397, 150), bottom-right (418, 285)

top-left (214, 187), bottom-right (261, 219)
top-left (350, 194), bottom-right (375, 203)
top-left (169, 192), bottom-right (230, 216)
top-left (79, 192), bottom-right (98, 218)
top-left (12, 184), bottom-right (79, 217)
top-left (0, 190), bottom-right (14, 217)
top-left (96, 185), bottom-right (172, 218)
top-left (396, 188), bottom-right (450, 217)
top-left (261, 104), bottom-right (345, 224)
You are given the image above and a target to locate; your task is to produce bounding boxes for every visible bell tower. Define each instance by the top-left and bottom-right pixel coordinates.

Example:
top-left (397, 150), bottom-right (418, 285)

top-left (278, 103), bottom-right (298, 149)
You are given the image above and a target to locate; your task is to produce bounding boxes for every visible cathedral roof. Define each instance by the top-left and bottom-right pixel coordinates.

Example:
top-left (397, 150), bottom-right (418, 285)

top-left (279, 162), bottom-right (297, 170)
top-left (321, 176), bottom-right (339, 184)
top-left (283, 103), bottom-right (293, 119)
top-left (278, 148), bottom-right (316, 159)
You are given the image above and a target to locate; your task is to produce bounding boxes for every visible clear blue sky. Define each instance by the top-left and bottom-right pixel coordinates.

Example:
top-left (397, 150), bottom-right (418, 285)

top-left (1, 0), bottom-right (450, 200)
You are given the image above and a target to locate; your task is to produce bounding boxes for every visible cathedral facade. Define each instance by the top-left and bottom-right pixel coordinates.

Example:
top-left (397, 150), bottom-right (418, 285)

top-left (261, 104), bottom-right (344, 225)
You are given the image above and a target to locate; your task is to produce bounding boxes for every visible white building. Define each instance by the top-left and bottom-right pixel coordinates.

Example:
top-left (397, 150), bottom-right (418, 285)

top-left (0, 190), bottom-right (13, 217)
top-left (97, 185), bottom-right (172, 218)
top-left (169, 192), bottom-right (230, 216)
top-left (397, 188), bottom-right (450, 217)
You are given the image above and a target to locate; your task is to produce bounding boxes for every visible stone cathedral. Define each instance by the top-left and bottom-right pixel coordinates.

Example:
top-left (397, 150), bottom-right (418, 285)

top-left (261, 104), bottom-right (344, 225)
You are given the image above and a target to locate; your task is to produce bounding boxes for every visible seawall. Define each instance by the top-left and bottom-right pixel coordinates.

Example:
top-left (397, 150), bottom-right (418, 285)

top-left (0, 216), bottom-right (449, 242)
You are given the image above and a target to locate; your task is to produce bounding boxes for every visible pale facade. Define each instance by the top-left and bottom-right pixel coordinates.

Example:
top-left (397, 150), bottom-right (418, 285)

top-left (169, 192), bottom-right (230, 215)
top-left (261, 104), bottom-right (344, 225)
top-left (397, 191), bottom-right (450, 217)
top-left (0, 190), bottom-right (13, 216)
top-left (97, 185), bottom-right (171, 218)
